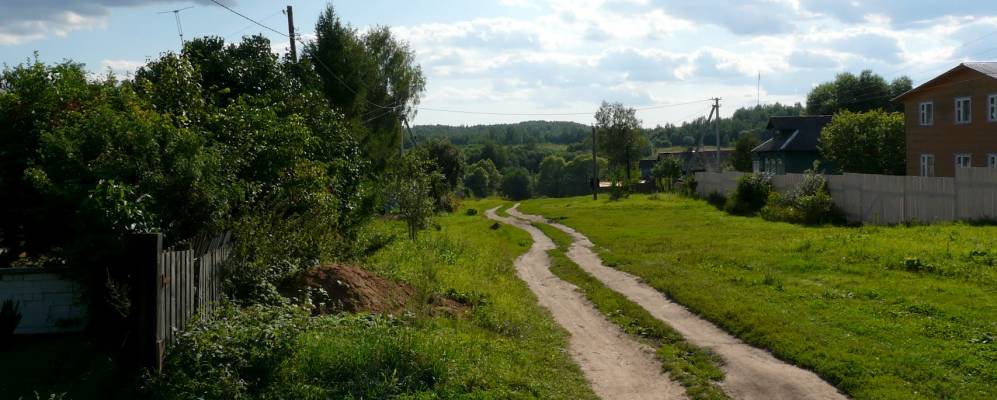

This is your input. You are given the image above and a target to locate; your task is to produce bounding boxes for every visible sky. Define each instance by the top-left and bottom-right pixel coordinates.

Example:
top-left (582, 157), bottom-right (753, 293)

top-left (3, 0), bottom-right (997, 127)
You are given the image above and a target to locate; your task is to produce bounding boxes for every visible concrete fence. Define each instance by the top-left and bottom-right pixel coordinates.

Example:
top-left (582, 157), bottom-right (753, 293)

top-left (695, 167), bottom-right (997, 225)
top-left (0, 268), bottom-right (86, 334)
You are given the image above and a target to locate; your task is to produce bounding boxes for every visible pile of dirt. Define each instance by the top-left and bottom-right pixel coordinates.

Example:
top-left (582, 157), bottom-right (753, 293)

top-left (285, 264), bottom-right (466, 316)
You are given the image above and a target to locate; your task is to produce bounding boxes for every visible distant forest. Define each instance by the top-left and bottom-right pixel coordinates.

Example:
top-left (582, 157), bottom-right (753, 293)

top-left (413, 102), bottom-right (805, 151)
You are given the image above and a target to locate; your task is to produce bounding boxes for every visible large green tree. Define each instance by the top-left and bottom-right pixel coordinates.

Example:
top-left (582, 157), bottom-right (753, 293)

top-left (730, 133), bottom-right (760, 172)
top-left (594, 101), bottom-right (645, 187)
top-left (536, 155), bottom-right (567, 197)
top-left (806, 70), bottom-right (911, 115)
top-left (307, 5), bottom-right (426, 171)
top-left (819, 110), bottom-right (905, 175)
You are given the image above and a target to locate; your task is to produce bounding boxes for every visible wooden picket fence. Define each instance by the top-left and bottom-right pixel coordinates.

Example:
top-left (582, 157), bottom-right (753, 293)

top-left (133, 232), bottom-right (232, 370)
top-left (695, 168), bottom-right (997, 225)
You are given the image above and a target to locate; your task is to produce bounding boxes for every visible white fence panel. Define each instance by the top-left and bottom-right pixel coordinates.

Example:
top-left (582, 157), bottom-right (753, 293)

top-left (771, 173), bottom-right (804, 192)
top-left (858, 174), bottom-right (906, 224)
top-left (695, 171), bottom-right (743, 197)
top-left (694, 169), bottom-right (997, 225)
top-left (827, 174), bottom-right (862, 222)
top-left (956, 168), bottom-right (997, 220)
top-left (905, 176), bottom-right (955, 223)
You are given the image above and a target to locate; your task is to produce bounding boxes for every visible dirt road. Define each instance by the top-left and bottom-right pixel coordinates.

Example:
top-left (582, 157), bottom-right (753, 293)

top-left (506, 205), bottom-right (847, 400)
top-left (485, 207), bottom-right (687, 400)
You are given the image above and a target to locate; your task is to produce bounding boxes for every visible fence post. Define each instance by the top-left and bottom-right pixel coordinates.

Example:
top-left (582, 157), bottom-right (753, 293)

top-left (129, 233), bottom-right (163, 371)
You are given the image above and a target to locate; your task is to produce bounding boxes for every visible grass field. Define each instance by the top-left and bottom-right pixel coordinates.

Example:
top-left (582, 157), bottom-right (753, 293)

top-left (519, 194), bottom-right (997, 400)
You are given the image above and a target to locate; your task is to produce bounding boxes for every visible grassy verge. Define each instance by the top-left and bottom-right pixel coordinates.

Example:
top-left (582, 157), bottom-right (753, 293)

top-left (535, 223), bottom-right (728, 400)
top-left (154, 198), bottom-right (596, 399)
top-left (344, 198), bottom-right (596, 398)
top-left (520, 194), bottom-right (997, 400)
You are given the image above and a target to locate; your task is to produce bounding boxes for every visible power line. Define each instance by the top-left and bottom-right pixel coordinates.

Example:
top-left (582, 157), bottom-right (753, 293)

top-left (208, 0), bottom-right (288, 38)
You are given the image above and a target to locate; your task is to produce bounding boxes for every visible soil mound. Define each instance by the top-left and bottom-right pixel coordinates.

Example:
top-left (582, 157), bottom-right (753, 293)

top-left (287, 264), bottom-right (465, 316)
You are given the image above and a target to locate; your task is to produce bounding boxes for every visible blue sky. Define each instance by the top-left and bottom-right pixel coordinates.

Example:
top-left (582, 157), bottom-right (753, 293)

top-left (3, 1), bottom-right (997, 126)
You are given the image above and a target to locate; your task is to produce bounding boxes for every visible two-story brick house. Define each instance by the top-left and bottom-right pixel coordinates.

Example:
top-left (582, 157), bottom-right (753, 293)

top-left (894, 62), bottom-right (997, 177)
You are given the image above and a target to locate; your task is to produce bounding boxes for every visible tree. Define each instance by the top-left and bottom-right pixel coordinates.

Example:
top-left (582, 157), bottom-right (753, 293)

top-left (501, 167), bottom-right (534, 200)
top-left (730, 133), bottom-right (760, 172)
top-left (476, 141), bottom-right (509, 170)
top-left (651, 157), bottom-right (684, 192)
top-left (463, 165), bottom-right (490, 198)
top-left (308, 5), bottom-right (426, 171)
top-left (819, 110), bottom-right (905, 175)
top-left (594, 101), bottom-right (644, 189)
top-left (394, 153), bottom-right (441, 240)
top-left (417, 139), bottom-right (465, 190)
top-left (806, 70), bottom-right (911, 115)
top-left (560, 154), bottom-right (608, 197)
top-left (536, 155), bottom-right (567, 197)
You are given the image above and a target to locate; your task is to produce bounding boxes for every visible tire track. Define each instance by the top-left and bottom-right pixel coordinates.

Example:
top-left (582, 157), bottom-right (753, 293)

top-left (485, 207), bottom-right (687, 400)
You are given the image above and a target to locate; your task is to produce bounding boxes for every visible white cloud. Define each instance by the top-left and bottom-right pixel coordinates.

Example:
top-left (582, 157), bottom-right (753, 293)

top-left (100, 59), bottom-right (145, 77)
top-left (0, 1), bottom-right (230, 45)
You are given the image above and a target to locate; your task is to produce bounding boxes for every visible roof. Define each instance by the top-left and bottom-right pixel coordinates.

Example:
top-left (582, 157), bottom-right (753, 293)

top-left (892, 62), bottom-right (997, 101)
top-left (752, 116), bottom-right (832, 153)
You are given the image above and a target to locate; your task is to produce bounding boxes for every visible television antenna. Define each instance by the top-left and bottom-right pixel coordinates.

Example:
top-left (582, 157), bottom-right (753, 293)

top-left (159, 6), bottom-right (195, 49)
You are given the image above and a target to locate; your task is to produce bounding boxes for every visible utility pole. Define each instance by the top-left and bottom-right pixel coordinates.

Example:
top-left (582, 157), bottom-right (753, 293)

top-left (285, 5), bottom-right (297, 62)
top-left (712, 98), bottom-right (721, 169)
top-left (592, 125), bottom-right (598, 200)
top-left (757, 72), bottom-right (761, 107)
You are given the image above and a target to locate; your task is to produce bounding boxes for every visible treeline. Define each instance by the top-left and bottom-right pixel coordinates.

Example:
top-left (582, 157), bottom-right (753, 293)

top-left (413, 120), bottom-right (591, 145)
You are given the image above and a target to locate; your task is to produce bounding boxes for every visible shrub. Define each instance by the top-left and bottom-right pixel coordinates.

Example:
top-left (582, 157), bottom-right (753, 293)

top-left (677, 174), bottom-right (698, 198)
top-left (724, 173), bottom-right (772, 215)
top-left (706, 192), bottom-right (726, 210)
top-left (149, 303), bottom-right (313, 399)
top-left (760, 170), bottom-right (841, 225)
top-left (651, 157), bottom-right (683, 192)
top-left (0, 299), bottom-right (22, 347)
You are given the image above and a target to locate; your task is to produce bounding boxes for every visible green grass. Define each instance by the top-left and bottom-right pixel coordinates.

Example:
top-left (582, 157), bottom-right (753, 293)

top-left (520, 194), bottom-right (997, 400)
top-left (534, 223), bottom-right (728, 400)
top-left (288, 199), bottom-right (596, 399)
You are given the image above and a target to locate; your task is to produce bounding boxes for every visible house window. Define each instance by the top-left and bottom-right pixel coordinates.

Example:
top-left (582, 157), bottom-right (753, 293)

top-left (955, 97), bottom-right (972, 124)
top-left (920, 154), bottom-right (935, 177)
top-left (752, 160), bottom-right (760, 173)
top-left (919, 102), bottom-right (933, 125)
top-left (989, 95), bottom-right (997, 122)
top-left (989, 153), bottom-right (997, 168)
top-left (956, 153), bottom-right (972, 169)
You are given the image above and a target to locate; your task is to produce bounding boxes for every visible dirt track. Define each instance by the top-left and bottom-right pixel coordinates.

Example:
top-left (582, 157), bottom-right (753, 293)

top-left (485, 207), bottom-right (687, 400)
top-left (506, 205), bottom-right (848, 400)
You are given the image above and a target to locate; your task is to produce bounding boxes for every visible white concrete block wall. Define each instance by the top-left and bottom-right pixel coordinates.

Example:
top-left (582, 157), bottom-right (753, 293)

top-left (0, 269), bottom-right (87, 334)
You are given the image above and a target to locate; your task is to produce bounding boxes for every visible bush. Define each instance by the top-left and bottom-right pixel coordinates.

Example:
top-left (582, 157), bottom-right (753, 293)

top-left (760, 170), bottom-right (841, 225)
top-left (501, 167), bottom-right (534, 200)
top-left (150, 305), bottom-right (463, 400)
top-left (706, 192), bottom-right (726, 210)
top-left (724, 173), bottom-right (771, 215)
top-left (677, 174), bottom-right (698, 198)
top-left (651, 157), bottom-right (683, 192)
top-left (149, 303), bottom-right (313, 399)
